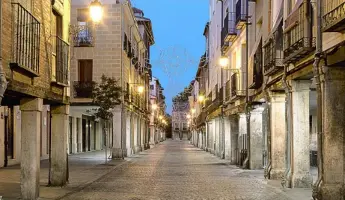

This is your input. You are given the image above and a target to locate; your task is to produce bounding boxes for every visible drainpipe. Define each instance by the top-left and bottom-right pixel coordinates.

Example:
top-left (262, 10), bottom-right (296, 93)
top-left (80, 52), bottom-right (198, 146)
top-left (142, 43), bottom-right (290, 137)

top-left (311, 0), bottom-right (323, 199)
top-left (0, 1), bottom-right (8, 104)
top-left (281, 64), bottom-right (292, 188)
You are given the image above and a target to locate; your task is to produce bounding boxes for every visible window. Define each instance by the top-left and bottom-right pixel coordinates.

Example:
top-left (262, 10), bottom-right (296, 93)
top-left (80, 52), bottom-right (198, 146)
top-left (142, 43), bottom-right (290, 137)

top-left (52, 10), bottom-right (63, 82)
top-left (150, 85), bottom-right (154, 90)
top-left (174, 123), bottom-right (179, 130)
top-left (183, 123), bottom-right (187, 130)
top-left (75, 8), bottom-right (93, 47)
top-left (78, 60), bottom-right (93, 82)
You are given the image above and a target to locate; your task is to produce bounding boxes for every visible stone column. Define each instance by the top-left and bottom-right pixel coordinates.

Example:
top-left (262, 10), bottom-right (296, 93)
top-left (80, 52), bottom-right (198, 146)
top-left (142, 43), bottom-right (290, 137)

top-left (149, 125), bottom-right (155, 147)
top-left (71, 117), bottom-right (77, 154)
top-left (224, 117), bottom-right (231, 160)
top-left (20, 98), bottom-right (42, 199)
top-left (239, 113), bottom-right (247, 165)
top-left (291, 80), bottom-right (312, 188)
top-left (127, 113), bottom-right (133, 156)
top-left (320, 67), bottom-right (345, 199)
top-left (230, 116), bottom-right (239, 165)
top-left (95, 121), bottom-right (102, 150)
top-left (50, 105), bottom-right (69, 186)
top-left (112, 107), bottom-right (126, 159)
top-left (77, 117), bottom-right (82, 153)
top-left (132, 114), bottom-right (138, 153)
top-left (250, 106), bottom-right (264, 169)
top-left (269, 92), bottom-right (287, 179)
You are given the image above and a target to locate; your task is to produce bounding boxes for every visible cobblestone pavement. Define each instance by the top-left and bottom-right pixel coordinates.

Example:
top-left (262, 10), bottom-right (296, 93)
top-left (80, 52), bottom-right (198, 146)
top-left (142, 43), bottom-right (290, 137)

top-left (60, 140), bottom-right (312, 200)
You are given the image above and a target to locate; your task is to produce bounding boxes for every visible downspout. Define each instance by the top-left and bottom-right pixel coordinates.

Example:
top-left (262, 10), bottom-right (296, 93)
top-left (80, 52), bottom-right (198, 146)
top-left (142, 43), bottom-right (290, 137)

top-left (312, 0), bottom-right (323, 198)
top-left (281, 64), bottom-right (292, 188)
top-left (244, 0), bottom-right (251, 169)
top-left (0, 1), bottom-right (8, 104)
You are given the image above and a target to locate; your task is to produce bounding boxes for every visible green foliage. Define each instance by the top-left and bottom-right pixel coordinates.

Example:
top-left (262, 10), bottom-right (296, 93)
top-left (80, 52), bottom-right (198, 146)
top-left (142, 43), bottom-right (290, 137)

top-left (92, 75), bottom-right (122, 120)
top-left (172, 85), bottom-right (193, 102)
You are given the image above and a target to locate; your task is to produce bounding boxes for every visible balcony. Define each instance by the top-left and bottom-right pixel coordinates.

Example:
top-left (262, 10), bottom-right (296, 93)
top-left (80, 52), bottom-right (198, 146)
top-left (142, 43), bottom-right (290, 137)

top-left (283, 1), bottom-right (315, 63)
top-left (73, 81), bottom-right (95, 98)
top-left (236, 0), bottom-right (247, 30)
top-left (231, 73), bottom-right (246, 100)
top-left (263, 21), bottom-right (284, 75)
top-left (55, 36), bottom-right (69, 85)
top-left (221, 12), bottom-right (237, 52)
top-left (322, 0), bottom-right (345, 32)
top-left (223, 12), bottom-right (237, 42)
top-left (73, 25), bottom-right (93, 47)
top-left (10, 3), bottom-right (40, 77)
top-left (249, 40), bottom-right (263, 89)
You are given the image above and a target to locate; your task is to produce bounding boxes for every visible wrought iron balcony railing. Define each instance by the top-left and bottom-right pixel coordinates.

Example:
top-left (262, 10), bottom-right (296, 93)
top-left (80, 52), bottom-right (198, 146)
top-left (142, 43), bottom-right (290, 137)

top-left (283, 1), bottom-right (315, 63)
top-left (55, 36), bottom-right (69, 85)
top-left (236, 0), bottom-right (247, 30)
top-left (73, 81), bottom-right (95, 98)
top-left (249, 40), bottom-right (263, 89)
top-left (263, 21), bottom-right (284, 75)
top-left (11, 3), bottom-right (40, 76)
top-left (322, 0), bottom-right (345, 32)
top-left (223, 12), bottom-right (237, 43)
top-left (73, 25), bottom-right (94, 47)
top-left (231, 73), bottom-right (246, 100)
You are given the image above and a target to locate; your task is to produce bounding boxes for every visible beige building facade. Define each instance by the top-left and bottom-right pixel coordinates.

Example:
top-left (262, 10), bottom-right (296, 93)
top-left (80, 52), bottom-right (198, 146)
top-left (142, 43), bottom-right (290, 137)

top-left (70, 0), bottom-right (154, 159)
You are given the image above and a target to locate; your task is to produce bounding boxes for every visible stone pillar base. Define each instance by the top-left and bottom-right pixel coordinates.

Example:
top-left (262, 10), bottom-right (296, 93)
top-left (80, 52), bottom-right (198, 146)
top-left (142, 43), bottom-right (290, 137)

top-left (144, 143), bottom-right (150, 150)
top-left (112, 148), bottom-right (125, 159)
top-left (292, 172), bottom-right (312, 188)
top-left (270, 169), bottom-right (285, 180)
top-left (133, 146), bottom-right (141, 154)
top-left (320, 184), bottom-right (344, 200)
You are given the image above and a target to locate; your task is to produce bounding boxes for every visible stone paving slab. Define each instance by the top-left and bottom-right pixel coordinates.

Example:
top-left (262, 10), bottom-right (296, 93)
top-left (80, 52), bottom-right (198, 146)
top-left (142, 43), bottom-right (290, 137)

top-left (58, 140), bottom-right (313, 200)
top-left (0, 150), bottom-right (127, 200)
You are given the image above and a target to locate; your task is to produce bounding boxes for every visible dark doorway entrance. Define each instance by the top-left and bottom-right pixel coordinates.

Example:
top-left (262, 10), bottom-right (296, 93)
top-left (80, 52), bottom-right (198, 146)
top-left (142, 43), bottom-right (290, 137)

top-left (87, 120), bottom-right (91, 151)
top-left (4, 106), bottom-right (14, 167)
top-left (69, 117), bottom-right (73, 154)
top-left (82, 119), bottom-right (87, 152)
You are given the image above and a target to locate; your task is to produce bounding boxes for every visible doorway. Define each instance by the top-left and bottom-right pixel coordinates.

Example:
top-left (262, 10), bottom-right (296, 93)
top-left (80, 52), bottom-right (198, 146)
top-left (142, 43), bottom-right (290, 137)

top-left (4, 106), bottom-right (14, 167)
top-left (82, 119), bottom-right (86, 152)
top-left (69, 117), bottom-right (73, 154)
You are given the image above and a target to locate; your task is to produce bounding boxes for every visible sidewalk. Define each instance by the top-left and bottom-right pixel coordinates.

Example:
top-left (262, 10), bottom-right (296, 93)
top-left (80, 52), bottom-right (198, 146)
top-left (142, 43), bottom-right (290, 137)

top-left (0, 150), bottom-right (127, 200)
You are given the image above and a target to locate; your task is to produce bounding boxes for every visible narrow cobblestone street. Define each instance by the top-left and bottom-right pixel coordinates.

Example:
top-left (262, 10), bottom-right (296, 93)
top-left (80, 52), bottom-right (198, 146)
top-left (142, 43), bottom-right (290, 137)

top-left (55, 140), bottom-right (310, 200)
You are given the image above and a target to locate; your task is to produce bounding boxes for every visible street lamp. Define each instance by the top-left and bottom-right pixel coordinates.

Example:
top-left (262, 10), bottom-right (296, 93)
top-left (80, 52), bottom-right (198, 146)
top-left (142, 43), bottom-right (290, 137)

top-left (219, 55), bottom-right (230, 68)
top-left (186, 114), bottom-right (191, 119)
top-left (151, 104), bottom-right (157, 111)
top-left (89, 0), bottom-right (103, 24)
top-left (137, 85), bottom-right (145, 94)
top-left (198, 95), bottom-right (205, 103)
top-left (191, 108), bottom-right (196, 114)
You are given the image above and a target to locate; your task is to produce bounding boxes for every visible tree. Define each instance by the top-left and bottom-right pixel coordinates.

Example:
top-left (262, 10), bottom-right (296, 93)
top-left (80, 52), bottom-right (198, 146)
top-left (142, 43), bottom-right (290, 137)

top-left (92, 75), bottom-right (122, 163)
top-left (92, 75), bottom-right (122, 120)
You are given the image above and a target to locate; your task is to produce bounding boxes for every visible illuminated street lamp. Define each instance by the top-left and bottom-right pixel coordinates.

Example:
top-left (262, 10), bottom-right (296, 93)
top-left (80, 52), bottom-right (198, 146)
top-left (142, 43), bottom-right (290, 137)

top-left (186, 114), bottom-right (191, 119)
top-left (152, 104), bottom-right (157, 111)
top-left (159, 115), bottom-right (163, 120)
top-left (137, 85), bottom-right (145, 94)
top-left (191, 108), bottom-right (196, 114)
top-left (90, 0), bottom-right (103, 23)
top-left (198, 95), bottom-right (205, 103)
top-left (219, 55), bottom-right (230, 68)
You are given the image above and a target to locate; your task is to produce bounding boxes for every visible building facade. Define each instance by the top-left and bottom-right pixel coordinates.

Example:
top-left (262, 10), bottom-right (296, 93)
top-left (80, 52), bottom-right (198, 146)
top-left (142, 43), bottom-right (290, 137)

top-left (172, 87), bottom-right (191, 140)
top-left (190, 0), bottom-right (345, 199)
top-left (149, 77), bottom-right (167, 146)
top-left (0, 0), bottom-right (70, 198)
top-left (70, 0), bottom-right (154, 159)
